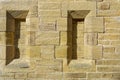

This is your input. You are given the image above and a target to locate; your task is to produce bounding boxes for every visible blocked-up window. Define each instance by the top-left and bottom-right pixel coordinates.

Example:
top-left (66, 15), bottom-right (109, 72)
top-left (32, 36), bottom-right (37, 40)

top-left (67, 10), bottom-right (90, 64)
top-left (6, 10), bottom-right (28, 65)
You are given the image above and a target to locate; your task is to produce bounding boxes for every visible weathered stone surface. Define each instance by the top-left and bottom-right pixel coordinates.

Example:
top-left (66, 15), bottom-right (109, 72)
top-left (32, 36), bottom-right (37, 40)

top-left (97, 10), bottom-right (120, 17)
top-left (0, 46), bottom-right (6, 60)
top-left (103, 46), bottom-right (115, 53)
top-left (84, 46), bottom-right (103, 59)
top-left (38, 2), bottom-right (60, 10)
top-left (8, 11), bottom-right (28, 19)
top-left (97, 2), bottom-right (110, 10)
top-left (41, 45), bottom-right (54, 59)
top-left (0, 17), bottom-right (6, 31)
top-left (85, 17), bottom-right (104, 32)
top-left (39, 10), bottom-right (61, 17)
top-left (0, 0), bottom-right (120, 79)
top-left (70, 10), bottom-right (90, 19)
top-left (0, 32), bottom-right (6, 45)
top-left (35, 31), bottom-right (59, 45)
top-left (103, 53), bottom-right (120, 59)
top-left (28, 73), bottom-right (62, 79)
top-left (30, 46), bottom-right (41, 59)
top-left (88, 73), bottom-right (102, 78)
top-left (84, 33), bottom-right (98, 45)
top-left (60, 31), bottom-right (67, 45)
top-left (55, 46), bottom-right (68, 58)
top-left (39, 22), bottom-right (56, 31)
top-left (63, 73), bottom-right (86, 78)
top-left (98, 33), bottom-right (120, 40)
top-left (57, 18), bottom-right (67, 31)
top-left (88, 0), bottom-right (103, 1)
top-left (29, 18), bottom-right (39, 31)
top-left (69, 1), bottom-right (96, 10)
top-left (96, 60), bottom-right (120, 65)
top-left (115, 46), bottom-right (120, 54)
top-left (97, 66), bottom-right (120, 72)
top-left (15, 73), bottom-right (27, 79)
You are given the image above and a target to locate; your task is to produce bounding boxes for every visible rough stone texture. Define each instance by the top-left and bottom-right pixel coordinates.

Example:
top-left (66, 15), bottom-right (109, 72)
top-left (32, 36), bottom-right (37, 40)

top-left (35, 31), bottom-right (59, 45)
top-left (0, 0), bottom-right (120, 80)
top-left (85, 16), bottom-right (104, 32)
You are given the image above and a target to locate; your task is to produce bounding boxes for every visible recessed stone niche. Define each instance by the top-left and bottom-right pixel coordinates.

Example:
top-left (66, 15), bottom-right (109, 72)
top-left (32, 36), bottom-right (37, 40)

top-left (6, 10), bottom-right (28, 65)
top-left (67, 10), bottom-right (90, 64)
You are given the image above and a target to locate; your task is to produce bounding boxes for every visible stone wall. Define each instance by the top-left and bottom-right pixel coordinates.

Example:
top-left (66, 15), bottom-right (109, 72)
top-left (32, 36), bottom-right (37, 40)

top-left (0, 0), bottom-right (120, 80)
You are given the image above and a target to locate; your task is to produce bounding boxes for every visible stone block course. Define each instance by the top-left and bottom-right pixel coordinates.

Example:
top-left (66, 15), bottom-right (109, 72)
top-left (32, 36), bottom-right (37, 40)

top-left (85, 17), bottom-right (104, 32)
top-left (0, 0), bottom-right (120, 80)
top-left (35, 31), bottom-right (59, 45)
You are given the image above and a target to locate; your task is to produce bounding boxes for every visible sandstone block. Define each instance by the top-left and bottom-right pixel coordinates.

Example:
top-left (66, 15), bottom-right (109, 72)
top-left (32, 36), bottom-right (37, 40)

top-left (2, 73), bottom-right (15, 78)
top-left (98, 40), bottom-right (110, 45)
top-left (36, 59), bottom-right (62, 66)
top-left (104, 17), bottom-right (120, 23)
top-left (0, 60), bottom-right (5, 73)
top-left (63, 73), bottom-right (86, 78)
top-left (96, 60), bottom-right (120, 65)
top-left (0, 10), bottom-right (6, 17)
top-left (30, 5), bottom-right (38, 17)
top-left (105, 22), bottom-right (120, 29)
top-left (28, 73), bottom-right (62, 79)
top-left (15, 73), bottom-right (27, 79)
top-left (73, 45), bottom-right (84, 59)
top-left (70, 10), bottom-right (90, 19)
top-left (36, 65), bottom-right (62, 73)
top-left (76, 38), bottom-right (84, 45)
top-left (77, 22), bottom-right (84, 32)
top-left (84, 46), bottom-right (103, 59)
top-left (98, 33), bottom-right (120, 40)
top-left (97, 66), bottom-right (120, 72)
top-left (68, 60), bottom-right (96, 72)
top-left (35, 31), bottom-right (59, 45)
top-left (88, 0), bottom-right (103, 1)
top-left (60, 31), bottom-right (67, 45)
top-left (39, 10), bottom-right (61, 17)
top-left (97, 2), bottom-right (110, 10)
top-left (18, 31), bottom-right (27, 45)
top-left (103, 47), bottom-right (115, 53)
top-left (88, 73), bottom-right (102, 78)
top-left (110, 2), bottom-right (120, 10)
top-left (17, 46), bottom-right (30, 59)
top-left (0, 17), bottom-right (6, 31)
top-left (61, 2), bottom-right (69, 17)
top-left (85, 17), bottom-right (104, 33)
top-left (84, 33), bottom-right (98, 45)
top-left (115, 46), bottom-right (120, 54)
top-left (111, 41), bottom-right (120, 45)
top-left (55, 46), bottom-right (68, 58)
top-left (0, 32), bottom-right (6, 45)
top-left (103, 53), bottom-right (120, 59)
top-left (30, 46), bottom-right (41, 59)
top-left (41, 45), bottom-right (54, 59)
top-left (39, 22), bottom-right (56, 31)
top-left (38, 2), bottom-right (60, 10)
top-left (97, 10), bottom-right (120, 17)
top-left (112, 73), bottom-right (120, 79)
top-left (69, 1), bottom-right (96, 10)
top-left (0, 46), bottom-right (6, 60)
top-left (57, 18), bottom-right (67, 31)
top-left (106, 29), bottom-right (120, 33)
top-left (29, 31), bottom-right (35, 45)
top-left (29, 18), bottom-right (39, 31)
